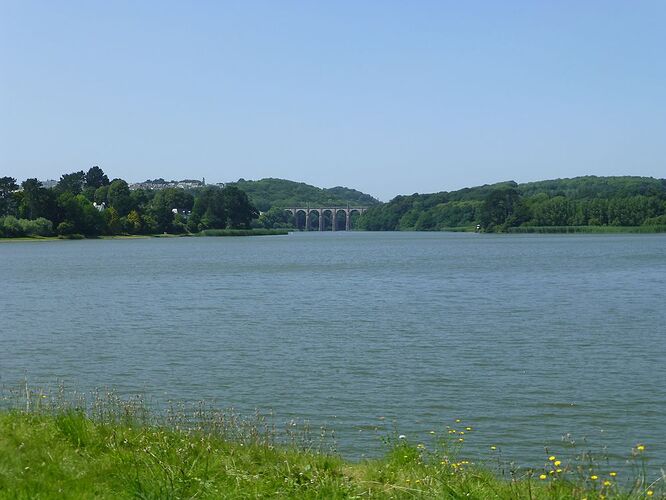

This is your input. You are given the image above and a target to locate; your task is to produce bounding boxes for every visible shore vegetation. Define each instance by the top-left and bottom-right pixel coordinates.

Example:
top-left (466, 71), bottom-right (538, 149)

top-left (0, 385), bottom-right (662, 499)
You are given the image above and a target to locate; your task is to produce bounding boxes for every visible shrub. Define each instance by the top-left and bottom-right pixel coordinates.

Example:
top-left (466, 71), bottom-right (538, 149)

top-left (0, 216), bottom-right (25, 237)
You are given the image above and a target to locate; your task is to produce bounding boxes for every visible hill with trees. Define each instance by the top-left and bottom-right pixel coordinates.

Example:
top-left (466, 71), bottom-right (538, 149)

top-left (228, 178), bottom-right (380, 212)
top-left (357, 176), bottom-right (666, 232)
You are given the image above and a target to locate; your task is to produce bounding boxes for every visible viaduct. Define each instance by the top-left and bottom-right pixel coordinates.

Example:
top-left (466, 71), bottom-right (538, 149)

top-left (285, 206), bottom-right (367, 231)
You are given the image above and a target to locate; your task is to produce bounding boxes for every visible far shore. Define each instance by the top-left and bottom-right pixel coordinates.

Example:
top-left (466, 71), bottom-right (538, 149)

top-left (3, 225), bottom-right (666, 242)
top-left (0, 228), bottom-right (290, 242)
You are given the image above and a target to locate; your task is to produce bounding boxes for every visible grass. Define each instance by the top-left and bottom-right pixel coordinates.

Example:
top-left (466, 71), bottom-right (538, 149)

top-left (0, 385), bottom-right (663, 499)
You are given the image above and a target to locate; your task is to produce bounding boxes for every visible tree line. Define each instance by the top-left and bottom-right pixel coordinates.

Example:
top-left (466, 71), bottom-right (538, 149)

top-left (0, 167), bottom-right (258, 238)
top-left (358, 176), bottom-right (666, 232)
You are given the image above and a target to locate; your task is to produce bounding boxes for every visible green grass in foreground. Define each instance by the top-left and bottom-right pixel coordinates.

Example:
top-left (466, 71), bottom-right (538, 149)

top-left (0, 409), bottom-right (662, 499)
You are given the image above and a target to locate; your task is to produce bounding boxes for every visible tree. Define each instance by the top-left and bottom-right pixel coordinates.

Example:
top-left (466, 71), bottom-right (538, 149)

top-left (126, 210), bottom-right (143, 234)
top-left (56, 192), bottom-right (105, 236)
top-left (149, 190), bottom-right (175, 233)
top-left (107, 179), bottom-right (133, 216)
top-left (0, 176), bottom-right (19, 216)
top-left (19, 179), bottom-right (57, 221)
top-left (480, 186), bottom-right (526, 232)
top-left (94, 185), bottom-right (109, 205)
top-left (222, 186), bottom-right (259, 228)
top-left (190, 186), bottom-right (227, 230)
top-left (55, 171), bottom-right (86, 195)
top-left (258, 206), bottom-right (293, 229)
top-left (103, 207), bottom-right (122, 235)
top-left (85, 166), bottom-right (110, 189)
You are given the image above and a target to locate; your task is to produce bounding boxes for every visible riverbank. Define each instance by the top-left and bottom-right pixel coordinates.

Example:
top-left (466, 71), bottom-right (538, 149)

top-left (0, 409), bottom-right (661, 499)
top-left (0, 228), bottom-right (289, 242)
top-left (506, 225), bottom-right (666, 234)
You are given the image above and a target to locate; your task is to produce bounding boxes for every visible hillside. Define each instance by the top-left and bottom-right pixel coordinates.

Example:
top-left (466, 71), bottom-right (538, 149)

top-left (228, 178), bottom-right (380, 212)
top-left (358, 176), bottom-right (666, 232)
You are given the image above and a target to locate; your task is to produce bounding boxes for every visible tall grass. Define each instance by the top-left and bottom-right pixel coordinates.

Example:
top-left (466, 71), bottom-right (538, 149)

top-left (0, 382), bottom-right (663, 498)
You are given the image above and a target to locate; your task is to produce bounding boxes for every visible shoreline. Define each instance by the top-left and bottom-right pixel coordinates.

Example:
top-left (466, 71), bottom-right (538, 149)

top-left (0, 408), bottom-right (660, 499)
top-left (0, 228), bottom-right (290, 242)
top-left (4, 225), bottom-right (666, 242)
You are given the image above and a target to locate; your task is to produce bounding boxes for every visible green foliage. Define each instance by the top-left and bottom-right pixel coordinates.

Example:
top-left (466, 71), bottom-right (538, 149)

top-left (0, 216), bottom-right (25, 237)
top-left (230, 178), bottom-right (380, 212)
top-left (107, 179), bottom-right (133, 216)
top-left (0, 407), bottom-right (660, 499)
top-left (85, 166), bottom-right (110, 189)
top-left (0, 176), bottom-right (19, 216)
top-left (190, 185), bottom-right (258, 231)
top-left (57, 193), bottom-right (105, 236)
top-left (258, 206), bottom-right (295, 229)
top-left (19, 179), bottom-right (58, 221)
top-left (55, 171), bottom-right (86, 195)
top-left (359, 176), bottom-right (666, 232)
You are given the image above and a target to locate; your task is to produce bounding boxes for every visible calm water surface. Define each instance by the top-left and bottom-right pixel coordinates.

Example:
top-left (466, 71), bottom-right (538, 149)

top-left (1, 232), bottom-right (665, 470)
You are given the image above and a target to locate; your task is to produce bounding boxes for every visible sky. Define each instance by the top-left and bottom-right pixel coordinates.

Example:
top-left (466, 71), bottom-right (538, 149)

top-left (1, 1), bottom-right (665, 201)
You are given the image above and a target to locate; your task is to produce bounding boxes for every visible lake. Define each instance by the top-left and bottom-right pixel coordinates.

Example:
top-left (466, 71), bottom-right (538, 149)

top-left (1, 232), bottom-right (665, 472)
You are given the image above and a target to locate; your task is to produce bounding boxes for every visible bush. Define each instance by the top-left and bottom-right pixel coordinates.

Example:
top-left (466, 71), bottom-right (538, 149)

top-left (643, 214), bottom-right (666, 226)
top-left (0, 216), bottom-right (25, 237)
top-left (57, 220), bottom-right (76, 236)
top-left (19, 217), bottom-right (54, 237)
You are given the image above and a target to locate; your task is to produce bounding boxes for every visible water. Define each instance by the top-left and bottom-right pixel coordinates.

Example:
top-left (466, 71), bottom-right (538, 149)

top-left (1, 232), bottom-right (665, 471)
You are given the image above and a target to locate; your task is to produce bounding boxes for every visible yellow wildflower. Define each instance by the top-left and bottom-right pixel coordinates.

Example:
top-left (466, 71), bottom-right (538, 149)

top-left (490, 445), bottom-right (497, 450)
top-left (603, 480), bottom-right (611, 486)
top-left (539, 474), bottom-right (547, 480)
top-left (458, 438), bottom-right (464, 442)
top-left (590, 475), bottom-right (598, 480)
top-left (609, 472), bottom-right (617, 477)
top-left (548, 456), bottom-right (556, 461)
top-left (647, 491), bottom-right (653, 497)
top-left (554, 460), bottom-right (561, 466)
top-left (636, 444), bottom-right (645, 452)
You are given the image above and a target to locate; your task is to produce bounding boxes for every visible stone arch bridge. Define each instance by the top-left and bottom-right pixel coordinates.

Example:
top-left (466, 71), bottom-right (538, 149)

top-left (285, 206), bottom-right (368, 231)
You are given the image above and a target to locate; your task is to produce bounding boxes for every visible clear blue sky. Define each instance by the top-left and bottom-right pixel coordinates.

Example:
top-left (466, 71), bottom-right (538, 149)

top-left (1, 1), bottom-right (664, 201)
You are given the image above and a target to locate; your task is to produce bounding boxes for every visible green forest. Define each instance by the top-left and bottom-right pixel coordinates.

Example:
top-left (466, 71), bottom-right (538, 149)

top-left (0, 168), bottom-right (258, 238)
top-left (229, 177), bottom-right (379, 211)
top-left (3, 172), bottom-right (666, 237)
top-left (357, 176), bottom-right (666, 232)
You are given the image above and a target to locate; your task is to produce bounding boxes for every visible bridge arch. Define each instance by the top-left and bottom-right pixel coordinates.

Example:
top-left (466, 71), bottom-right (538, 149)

top-left (285, 206), bottom-right (367, 231)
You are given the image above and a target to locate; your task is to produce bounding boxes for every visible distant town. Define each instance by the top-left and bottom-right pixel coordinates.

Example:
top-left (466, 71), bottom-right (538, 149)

top-left (36, 178), bottom-right (224, 191)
